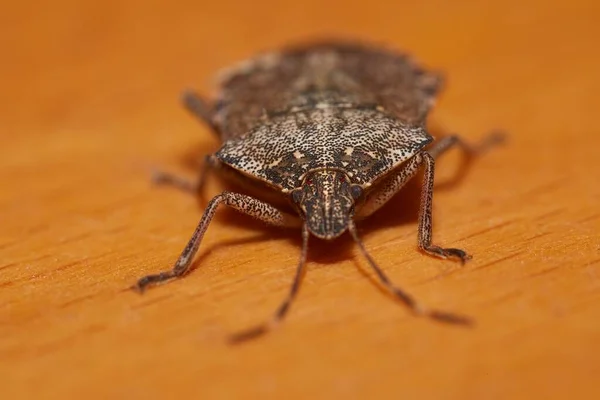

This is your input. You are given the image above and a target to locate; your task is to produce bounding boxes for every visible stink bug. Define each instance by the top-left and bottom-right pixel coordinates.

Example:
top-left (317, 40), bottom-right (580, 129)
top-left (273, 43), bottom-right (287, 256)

top-left (134, 41), bottom-right (503, 342)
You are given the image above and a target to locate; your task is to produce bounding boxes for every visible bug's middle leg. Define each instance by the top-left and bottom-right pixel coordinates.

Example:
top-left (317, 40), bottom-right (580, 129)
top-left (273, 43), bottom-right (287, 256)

top-left (152, 154), bottom-right (220, 194)
top-left (428, 131), bottom-right (505, 159)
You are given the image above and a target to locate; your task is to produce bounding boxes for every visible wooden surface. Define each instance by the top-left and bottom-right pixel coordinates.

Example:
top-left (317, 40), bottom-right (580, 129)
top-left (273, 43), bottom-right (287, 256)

top-left (2, 0), bottom-right (599, 398)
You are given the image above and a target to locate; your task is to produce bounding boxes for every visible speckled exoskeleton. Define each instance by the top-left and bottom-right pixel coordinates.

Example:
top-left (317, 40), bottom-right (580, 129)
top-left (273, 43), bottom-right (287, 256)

top-left (134, 42), bottom-right (503, 342)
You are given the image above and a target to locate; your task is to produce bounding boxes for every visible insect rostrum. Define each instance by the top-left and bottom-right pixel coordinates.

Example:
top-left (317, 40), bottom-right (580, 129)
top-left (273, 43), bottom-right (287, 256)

top-left (135, 41), bottom-right (503, 342)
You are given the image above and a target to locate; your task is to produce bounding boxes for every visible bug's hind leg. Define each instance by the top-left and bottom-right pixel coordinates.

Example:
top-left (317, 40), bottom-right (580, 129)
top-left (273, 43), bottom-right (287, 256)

top-left (181, 90), bottom-right (218, 132)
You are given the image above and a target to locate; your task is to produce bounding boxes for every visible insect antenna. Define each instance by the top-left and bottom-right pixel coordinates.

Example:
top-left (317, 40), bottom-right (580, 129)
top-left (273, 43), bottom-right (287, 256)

top-left (228, 224), bottom-right (310, 344)
top-left (347, 220), bottom-right (473, 326)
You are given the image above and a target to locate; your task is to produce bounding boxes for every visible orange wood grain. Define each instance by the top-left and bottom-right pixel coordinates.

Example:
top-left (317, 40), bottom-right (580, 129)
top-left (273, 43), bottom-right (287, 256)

top-left (1, 0), bottom-right (599, 398)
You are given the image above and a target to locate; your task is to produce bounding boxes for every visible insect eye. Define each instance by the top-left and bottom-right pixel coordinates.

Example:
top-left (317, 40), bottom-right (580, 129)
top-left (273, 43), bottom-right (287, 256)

top-left (291, 189), bottom-right (303, 203)
top-left (306, 179), bottom-right (313, 185)
top-left (350, 185), bottom-right (362, 199)
top-left (338, 176), bottom-right (345, 183)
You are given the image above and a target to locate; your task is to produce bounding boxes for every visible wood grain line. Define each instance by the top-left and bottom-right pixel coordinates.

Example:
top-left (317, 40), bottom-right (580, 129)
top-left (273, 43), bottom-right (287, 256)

top-left (458, 219), bottom-right (517, 241)
top-left (470, 251), bottom-right (525, 272)
top-left (527, 265), bottom-right (561, 278)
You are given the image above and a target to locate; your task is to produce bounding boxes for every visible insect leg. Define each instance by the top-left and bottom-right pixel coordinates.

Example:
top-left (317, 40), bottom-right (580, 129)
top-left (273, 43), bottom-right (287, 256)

top-left (418, 153), bottom-right (470, 262)
top-left (133, 191), bottom-right (301, 292)
top-left (355, 153), bottom-right (424, 219)
top-left (228, 224), bottom-right (310, 344)
top-left (428, 131), bottom-right (506, 159)
top-left (152, 154), bottom-right (220, 194)
top-left (348, 221), bottom-right (471, 325)
top-left (181, 89), bottom-right (218, 131)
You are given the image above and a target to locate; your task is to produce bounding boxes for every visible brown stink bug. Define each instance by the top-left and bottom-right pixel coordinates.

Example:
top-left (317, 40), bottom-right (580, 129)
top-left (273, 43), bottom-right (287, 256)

top-left (134, 41), bottom-right (503, 342)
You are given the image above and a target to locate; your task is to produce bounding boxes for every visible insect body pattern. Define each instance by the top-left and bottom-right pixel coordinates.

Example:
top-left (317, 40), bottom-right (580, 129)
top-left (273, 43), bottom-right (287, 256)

top-left (135, 41), bottom-right (504, 342)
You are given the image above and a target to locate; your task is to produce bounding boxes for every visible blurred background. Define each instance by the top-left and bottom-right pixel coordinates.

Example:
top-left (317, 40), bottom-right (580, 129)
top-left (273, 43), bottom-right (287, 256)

top-left (1, 0), bottom-right (599, 399)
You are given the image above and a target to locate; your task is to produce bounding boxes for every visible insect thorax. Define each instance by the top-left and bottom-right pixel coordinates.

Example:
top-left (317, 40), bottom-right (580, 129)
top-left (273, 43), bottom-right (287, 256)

top-left (216, 107), bottom-right (432, 191)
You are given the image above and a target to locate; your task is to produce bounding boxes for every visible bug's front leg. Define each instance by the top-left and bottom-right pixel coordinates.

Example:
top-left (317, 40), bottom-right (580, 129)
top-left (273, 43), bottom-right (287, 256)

top-left (354, 152), bottom-right (470, 263)
top-left (418, 152), bottom-right (470, 262)
top-left (133, 191), bottom-right (301, 292)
